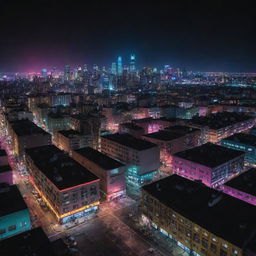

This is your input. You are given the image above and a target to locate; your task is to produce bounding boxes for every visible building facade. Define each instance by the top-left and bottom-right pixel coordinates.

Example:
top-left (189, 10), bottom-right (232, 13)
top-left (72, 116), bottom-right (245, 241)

top-left (0, 184), bottom-right (31, 240)
top-left (54, 130), bottom-right (93, 153)
top-left (141, 175), bottom-right (256, 256)
top-left (101, 133), bottom-right (160, 186)
top-left (221, 133), bottom-right (256, 166)
top-left (172, 143), bottom-right (245, 188)
top-left (25, 145), bottom-right (100, 224)
top-left (71, 147), bottom-right (126, 201)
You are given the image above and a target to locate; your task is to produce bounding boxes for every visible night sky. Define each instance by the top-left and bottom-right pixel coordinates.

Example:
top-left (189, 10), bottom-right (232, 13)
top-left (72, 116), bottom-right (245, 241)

top-left (0, 0), bottom-right (255, 72)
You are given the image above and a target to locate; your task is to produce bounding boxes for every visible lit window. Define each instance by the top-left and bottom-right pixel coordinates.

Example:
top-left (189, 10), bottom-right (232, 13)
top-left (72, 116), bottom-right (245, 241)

top-left (20, 221), bottom-right (27, 227)
top-left (212, 237), bottom-right (217, 242)
top-left (222, 243), bottom-right (228, 248)
top-left (232, 249), bottom-right (239, 255)
top-left (194, 226), bottom-right (199, 232)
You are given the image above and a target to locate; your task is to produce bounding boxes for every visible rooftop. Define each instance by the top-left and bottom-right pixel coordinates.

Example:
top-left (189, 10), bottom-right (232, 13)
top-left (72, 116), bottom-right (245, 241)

top-left (225, 168), bottom-right (256, 197)
top-left (164, 125), bottom-right (200, 135)
top-left (120, 122), bottom-right (144, 131)
top-left (0, 184), bottom-right (28, 217)
top-left (75, 147), bottom-right (124, 170)
top-left (143, 130), bottom-right (182, 141)
top-left (223, 133), bottom-right (256, 147)
top-left (191, 112), bottom-right (254, 129)
top-left (143, 174), bottom-right (256, 248)
top-left (25, 145), bottom-right (99, 191)
top-left (0, 227), bottom-right (55, 256)
top-left (0, 149), bottom-right (7, 157)
top-left (0, 165), bottom-right (12, 173)
top-left (58, 129), bottom-right (83, 138)
top-left (10, 120), bottom-right (49, 137)
top-left (101, 133), bottom-right (157, 151)
top-left (174, 143), bottom-right (245, 168)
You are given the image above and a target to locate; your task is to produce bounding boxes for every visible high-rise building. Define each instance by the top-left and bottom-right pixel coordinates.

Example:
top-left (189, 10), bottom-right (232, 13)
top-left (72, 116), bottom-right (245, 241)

top-left (83, 64), bottom-right (88, 73)
top-left (117, 56), bottom-right (123, 75)
top-left (64, 65), bottom-right (70, 81)
top-left (41, 68), bottom-right (47, 79)
top-left (111, 62), bottom-right (117, 75)
top-left (129, 54), bottom-right (136, 73)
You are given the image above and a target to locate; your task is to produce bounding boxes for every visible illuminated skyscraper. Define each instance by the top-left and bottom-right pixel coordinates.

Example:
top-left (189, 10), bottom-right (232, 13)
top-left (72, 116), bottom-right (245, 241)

top-left (64, 65), bottom-right (70, 81)
top-left (129, 54), bottom-right (136, 73)
top-left (41, 68), bottom-right (47, 78)
top-left (117, 56), bottom-right (123, 75)
top-left (93, 64), bottom-right (99, 74)
top-left (111, 62), bottom-right (117, 75)
top-left (83, 64), bottom-right (88, 73)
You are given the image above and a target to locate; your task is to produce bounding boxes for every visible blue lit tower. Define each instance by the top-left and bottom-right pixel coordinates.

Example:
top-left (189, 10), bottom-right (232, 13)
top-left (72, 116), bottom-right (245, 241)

top-left (117, 56), bottom-right (123, 75)
top-left (41, 68), bottom-right (47, 78)
top-left (111, 62), bottom-right (117, 75)
top-left (129, 54), bottom-right (136, 73)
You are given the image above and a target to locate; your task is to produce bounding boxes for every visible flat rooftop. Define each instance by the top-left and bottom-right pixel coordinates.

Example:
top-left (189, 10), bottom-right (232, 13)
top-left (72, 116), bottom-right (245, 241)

top-left (10, 120), bottom-right (49, 137)
top-left (174, 143), bottom-right (245, 168)
top-left (164, 125), bottom-right (200, 135)
top-left (223, 133), bottom-right (256, 147)
top-left (225, 168), bottom-right (256, 197)
top-left (143, 130), bottom-right (183, 141)
top-left (0, 149), bottom-right (7, 157)
top-left (75, 147), bottom-right (124, 170)
top-left (191, 112), bottom-right (254, 129)
top-left (101, 133), bottom-right (157, 151)
top-left (25, 145), bottom-right (99, 191)
top-left (120, 122), bottom-right (144, 131)
top-left (57, 129), bottom-right (83, 138)
top-left (0, 165), bottom-right (12, 173)
top-left (0, 227), bottom-right (55, 256)
top-left (0, 184), bottom-right (28, 217)
top-left (143, 175), bottom-right (256, 248)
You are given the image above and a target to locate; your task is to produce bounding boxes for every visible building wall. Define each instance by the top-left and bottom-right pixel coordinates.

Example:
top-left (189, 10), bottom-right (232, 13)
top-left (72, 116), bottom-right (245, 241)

top-left (172, 156), bottom-right (213, 187)
top-left (140, 190), bottom-right (242, 256)
top-left (207, 118), bottom-right (256, 143)
top-left (0, 209), bottom-right (31, 240)
top-left (14, 133), bottom-right (52, 156)
top-left (142, 131), bottom-right (201, 167)
top-left (221, 185), bottom-right (256, 206)
top-left (221, 140), bottom-right (256, 165)
top-left (172, 155), bottom-right (244, 188)
top-left (101, 137), bottom-right (160, 175)
top-left (55, 132), bottom-right (92, 153)
top-left (0, 170), bottom-right (13, 185)
top-left (25, 155), bottom-right (100, 223)
top-left (71, 150), bottom-right (126, 200)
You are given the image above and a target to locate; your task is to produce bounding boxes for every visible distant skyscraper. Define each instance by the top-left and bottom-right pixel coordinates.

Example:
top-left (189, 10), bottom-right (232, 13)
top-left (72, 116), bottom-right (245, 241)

top-left (41, 68), bottom-right (47, 78)
top-left (129, 54), bottom-right (136, 73)
top-left (64, 65), bottom-right (70, 81)
top-left (93, 64), bottom-right (99, 73)
top-left (117, 56), bottom-right (123, 75)
top-left (111, 62), bottom-right (117, 75)
top-left (83, 64), bottom-right (88, 73)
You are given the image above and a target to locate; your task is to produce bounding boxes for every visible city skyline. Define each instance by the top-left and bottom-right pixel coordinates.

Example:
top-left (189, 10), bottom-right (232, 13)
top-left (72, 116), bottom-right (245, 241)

top-left (1, 1), bottom-right (256, 72)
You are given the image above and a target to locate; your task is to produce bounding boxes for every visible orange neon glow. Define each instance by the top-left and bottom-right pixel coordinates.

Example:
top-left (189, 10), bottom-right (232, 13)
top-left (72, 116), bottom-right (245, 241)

top-left (30, 178), bottom-right (99, 220)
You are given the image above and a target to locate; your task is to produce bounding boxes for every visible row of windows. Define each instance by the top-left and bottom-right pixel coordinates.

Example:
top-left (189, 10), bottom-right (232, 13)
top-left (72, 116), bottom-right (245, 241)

top-left (0, 221), bottom-right (28, 235)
